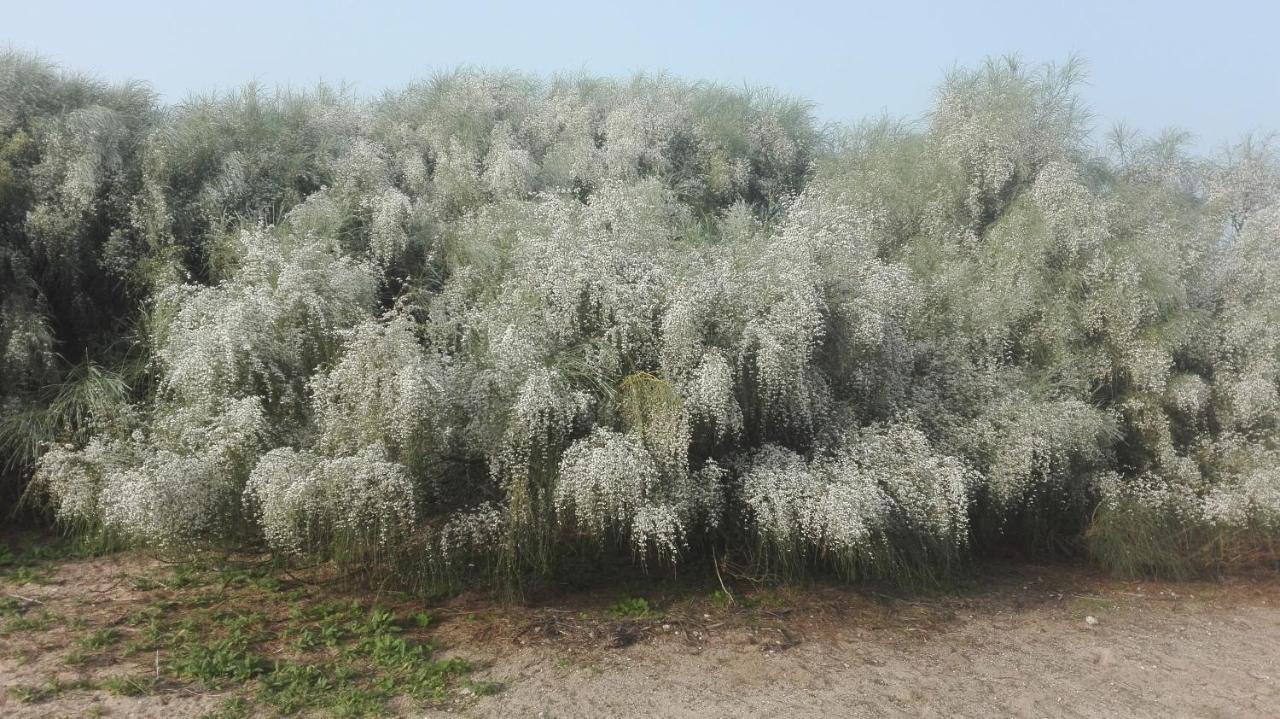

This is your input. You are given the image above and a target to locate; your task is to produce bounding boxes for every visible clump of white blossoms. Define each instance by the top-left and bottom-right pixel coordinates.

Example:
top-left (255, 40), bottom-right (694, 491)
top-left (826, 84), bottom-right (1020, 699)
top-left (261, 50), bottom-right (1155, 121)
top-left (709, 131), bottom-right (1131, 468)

top-left (681, 350), bottom-right (743, 442)
top-left (368, 187), bottom-right (414, 269)
top-left (35, 437), bottom-right (136, 528)
top-left (151, 227), bottom-right (377, 410)
top-left (437, 502), bottom-right (506, 567)
top-left (39, 397), bottom-right (265, 547)
top-left (554, 425), bottom-right (725, 560)
top-left (245, 444), bottom-right (416, 555)
top-left (740, 443), bottom-right (885, 558)
top-left (849, 424), bottom-right (974, 546)
top-left (742, 424), bottom-right (972, 567)
top-left (310, 310), bottom-right (442, 477)
top-left (491, 368), bottom-right (592, 494)
top-left (555, 429), bottom-right (668, 550)
top-left (960, 396), bottom-right (1116, 508)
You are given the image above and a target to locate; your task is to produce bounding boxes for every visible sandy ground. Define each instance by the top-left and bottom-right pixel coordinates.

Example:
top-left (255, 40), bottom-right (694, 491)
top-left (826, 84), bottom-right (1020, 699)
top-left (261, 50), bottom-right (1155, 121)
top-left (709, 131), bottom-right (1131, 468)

top-left (1, 551), bottom-right (1277, 718)
top-left (449, 590), bottom-right (1279, 718)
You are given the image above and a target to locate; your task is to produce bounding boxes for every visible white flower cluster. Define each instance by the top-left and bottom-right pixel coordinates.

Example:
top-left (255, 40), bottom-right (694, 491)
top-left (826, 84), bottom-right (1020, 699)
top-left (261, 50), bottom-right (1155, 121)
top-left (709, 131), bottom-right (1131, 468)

top-left (554, 428), bottom-right (722, 559)
top-left (1203, 465), bottom-right (1280, 529)
top-left (152, 227), bottom-right (376, 409)
top-left (368, 187), bottom-right (413, 269)
top-left (245, 444), bottom-right (417, 554)
top-left (310, 311), bottom-right (441, 475)
top-left (742, 424), bottom-right (973, 562)
top-left (0, 298), bottom-right (56, 393)
top-left (39, 397), bottom-right (264, 546)
top-left (930, 58), bottom-right (1082, 227)
top-left (1098, 458), bottom-right (1280, 532)
top-left (487, 367), bottom-right (593, 544)
top-left (482, 122), bottom-right (536, 199)
top-left (963, 396), bottom-right (1116, 507)
top-left (849, 425), bottom-right (974, 545)
top-left (437, 502), bottom-right (505, 566)
top-left (555, 429), bottom-right (663, 542)
top-left (681, 350), bottom-right (742, 442)
top-left (35, 437), bottom-right (135, 527)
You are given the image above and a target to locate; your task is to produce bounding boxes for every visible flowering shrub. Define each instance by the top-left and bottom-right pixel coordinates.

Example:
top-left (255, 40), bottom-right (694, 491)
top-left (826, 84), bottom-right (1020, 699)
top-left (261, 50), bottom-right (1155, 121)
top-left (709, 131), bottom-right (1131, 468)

top-left (742, 424), bottom-right (972, 576)
top-left (36, 397), bottom-right (265, 547)
top-left (555, 429), bottom-right (669, 551)
top-left (5, 51), bottom-right (1277, 583)
top-left (245, 445), bottom-right (417, 555)
top-left (310, 310), bottom-right (442, 476)
top-left (151, 226), bottom-right (377, 411)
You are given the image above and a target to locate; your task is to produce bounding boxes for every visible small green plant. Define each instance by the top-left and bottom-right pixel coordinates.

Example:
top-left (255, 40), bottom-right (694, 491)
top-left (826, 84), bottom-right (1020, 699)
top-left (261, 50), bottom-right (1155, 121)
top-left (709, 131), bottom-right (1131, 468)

top-left (607, 597), bottom-right (656, 619)
top-left (200, 697), bottom-right (253, 719)
top-left (124, 604), bottom-right (165, 626)
top-left (167, 566), bottom-right (204, 589)
top-left (1, 610), bottom-right (60, 635)
top-left (707, 589), bottom-right (734, 608)
top-left (258, 662), bottom-right (350, 714)
top-left (130, 575), bottom-right (163, 591)
top-left (466, 679), bottom-right (505, 696)
top-left (364, 605), bottom-right (398, 635)
top-left (8, 683), bottom-right (46, 704)
top-left (62, 648), bottom-right (90, 666)
top-left (7, 566), bottom-right (52, 585)
top-left (170, 640), bottom-right (268, 686)
top-left (0, 596), bottom-right (22, 615)
top-left (79, 627), bottom-right (119, 651)
top-left (6, 677), bottom-right (91, 703)
top-left (101, 675), bottom-right (159, 697)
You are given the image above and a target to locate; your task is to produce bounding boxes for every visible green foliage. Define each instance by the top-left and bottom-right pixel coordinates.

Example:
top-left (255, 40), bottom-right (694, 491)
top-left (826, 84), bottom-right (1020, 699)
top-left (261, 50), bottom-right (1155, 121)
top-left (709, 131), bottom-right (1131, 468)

top-left (607, 596), bottom-right (658, 619)
top-left (465, 678), bottom-right (505, 696)
top-left (78, 627), bottom-right (120, 651)
top-left (1088, 487), bottom-right (1280, 578)
top-left (8, 677), bottom-right (96, 704)
top-left (0, 543), bottom-right (484, 716)
top-left (100, 674), bottom-right (160, 697)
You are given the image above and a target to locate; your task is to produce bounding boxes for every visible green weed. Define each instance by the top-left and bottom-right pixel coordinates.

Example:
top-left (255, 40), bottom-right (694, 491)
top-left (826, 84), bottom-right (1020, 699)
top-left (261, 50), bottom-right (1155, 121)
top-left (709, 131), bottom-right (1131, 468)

top-left (607, 597), bottom-right (657, 619)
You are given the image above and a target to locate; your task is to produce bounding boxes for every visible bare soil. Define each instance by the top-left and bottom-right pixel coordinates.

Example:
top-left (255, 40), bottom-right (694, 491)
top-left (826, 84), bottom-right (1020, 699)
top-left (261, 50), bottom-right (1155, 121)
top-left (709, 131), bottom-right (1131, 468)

top-left (2, 550), bottom-right (1277, 718)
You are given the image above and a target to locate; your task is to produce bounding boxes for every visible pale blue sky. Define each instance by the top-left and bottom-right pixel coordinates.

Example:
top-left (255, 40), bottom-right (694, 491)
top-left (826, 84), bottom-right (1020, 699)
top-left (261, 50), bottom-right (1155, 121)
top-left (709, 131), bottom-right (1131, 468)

top-left (4, 0), bottom-right (1277, 151)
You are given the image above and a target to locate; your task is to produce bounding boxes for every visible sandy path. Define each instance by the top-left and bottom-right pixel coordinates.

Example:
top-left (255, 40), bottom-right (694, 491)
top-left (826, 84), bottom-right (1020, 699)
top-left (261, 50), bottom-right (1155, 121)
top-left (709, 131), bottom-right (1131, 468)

top-left (452, 604), bottom-right (1278, 718)
top-left (1, 551), bottom-right (1276, 718)
top-left (450, 580), bottom-right (1279, 718)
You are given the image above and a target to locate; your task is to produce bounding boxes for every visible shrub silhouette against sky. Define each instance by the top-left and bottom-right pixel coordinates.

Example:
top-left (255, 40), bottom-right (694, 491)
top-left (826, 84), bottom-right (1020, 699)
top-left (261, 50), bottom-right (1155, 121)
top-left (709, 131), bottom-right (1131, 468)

top-left (2, 53), bottom-right (1276, 582)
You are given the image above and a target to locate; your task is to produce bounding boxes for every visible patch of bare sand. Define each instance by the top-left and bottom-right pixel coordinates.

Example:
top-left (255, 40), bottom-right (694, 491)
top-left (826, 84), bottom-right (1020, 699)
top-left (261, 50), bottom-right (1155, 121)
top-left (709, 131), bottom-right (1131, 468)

top-left (450, 599), bottom-right (1278, 718)
top-left (438, 571), bottom-right (1279, 718)
top-left (2, 552), bottom-right (1276, 718)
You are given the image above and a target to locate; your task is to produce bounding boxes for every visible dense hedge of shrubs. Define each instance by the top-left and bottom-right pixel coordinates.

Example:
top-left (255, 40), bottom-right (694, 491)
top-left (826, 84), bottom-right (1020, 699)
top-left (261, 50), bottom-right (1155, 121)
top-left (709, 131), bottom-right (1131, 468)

top-left (2, 53), bottom-right (1276, 584)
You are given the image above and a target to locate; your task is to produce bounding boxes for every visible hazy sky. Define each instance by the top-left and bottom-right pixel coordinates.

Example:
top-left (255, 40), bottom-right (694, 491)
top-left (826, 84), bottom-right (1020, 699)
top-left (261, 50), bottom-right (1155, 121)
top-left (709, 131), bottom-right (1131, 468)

top-left (4, 0), bottom-right (1277, 151)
